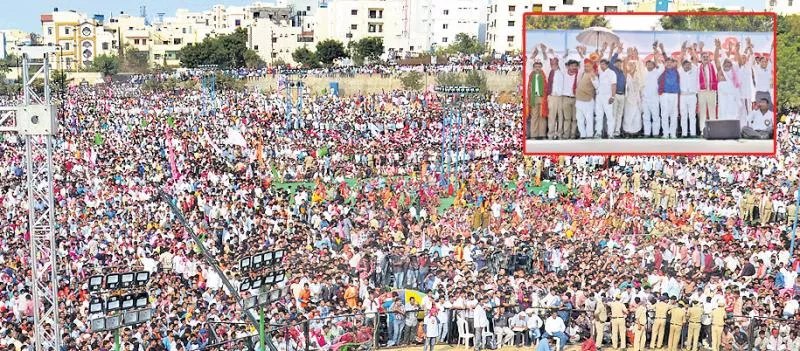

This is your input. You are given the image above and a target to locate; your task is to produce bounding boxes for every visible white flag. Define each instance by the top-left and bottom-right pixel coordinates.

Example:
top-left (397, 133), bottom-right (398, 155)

top-left (223, 128), bottom-right (247, 148)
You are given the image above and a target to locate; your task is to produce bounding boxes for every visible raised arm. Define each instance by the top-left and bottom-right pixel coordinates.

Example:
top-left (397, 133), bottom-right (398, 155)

top-left (577, 45), bottom-right (587, 60)
top-left (714, 39), bottom-right (725, 80)
top-left (690, 43), bottom-right (699, 65)
top-left (540, 43), bottom-right (549, 62)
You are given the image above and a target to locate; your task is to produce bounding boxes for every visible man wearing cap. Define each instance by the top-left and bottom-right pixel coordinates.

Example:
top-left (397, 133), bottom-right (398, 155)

top-left (632, 297), bottom-right (648, 351)
top-left (657, 42), bottom-right (681, 139)
top-left (609, 295), bottom-right (627, 350)
top-left (423, 307), bottom-right (440, 351)
top-left (687, 300), bottom-right (703, 351)
top-left (575, 47), bottom-right (597, 139)
top-left (710, 300), bottom-right (726, 351)
top-left (593, 294), bottom-right (608, 347)
top-left (528, 52), bottom-right (548, 140)
top-left (651, 296), bottom-right (671, 349)
top-left (668, 300), bottom-right (687, 351)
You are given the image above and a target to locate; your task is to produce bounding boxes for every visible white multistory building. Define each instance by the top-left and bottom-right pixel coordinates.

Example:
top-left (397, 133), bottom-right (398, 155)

top-left (485, 0), bottom-right (628, 54)
top-left (766, 0), bottom-right (800, 13)
top-left (40, 9), bottom-right (115, 71)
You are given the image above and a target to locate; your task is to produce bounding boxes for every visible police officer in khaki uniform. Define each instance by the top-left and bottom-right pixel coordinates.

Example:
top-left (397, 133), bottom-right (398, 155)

top-left (651, 297), bottom-right (670, 349)
top-left (594, 295), bottom-right (608, 347)
top-left (711, 301), bottom-right (726, 351)
top-left (620, 173), bottom-right (629, 194)
top-left (632, 298), bottom-right (648, 351)
top-left (668, 301), bottom-right (686, 351)
top-left (652, 180), bottom-right (662, 206)
top-left (609, 296), bottom-right (628, 350)
top-left (633, 171), bottom-right (641, 194)
top-left (738, 192), bottom-right (748, 220)
top-left (667, 185), bottom-right (678, 209)
top-left (788, 202), bottom-right (798, 226)
top-left (686, 300), bottom-right (703, 351)
top-left (760, 192), bottom-right (773, 226)
top-left (744, 191), bottom-right (755, 222)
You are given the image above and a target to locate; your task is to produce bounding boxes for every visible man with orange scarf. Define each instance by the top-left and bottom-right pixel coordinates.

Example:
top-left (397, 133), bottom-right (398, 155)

top-left (528, 56), bottom-right (549, 139)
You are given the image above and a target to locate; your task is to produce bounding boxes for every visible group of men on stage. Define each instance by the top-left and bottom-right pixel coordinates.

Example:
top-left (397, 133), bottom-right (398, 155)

top-left (526, 37), bottom-right (774, 141)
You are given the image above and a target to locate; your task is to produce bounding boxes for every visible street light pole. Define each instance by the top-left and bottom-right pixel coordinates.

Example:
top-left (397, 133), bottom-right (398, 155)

top-left (791, 186), bottom-right (799, 253)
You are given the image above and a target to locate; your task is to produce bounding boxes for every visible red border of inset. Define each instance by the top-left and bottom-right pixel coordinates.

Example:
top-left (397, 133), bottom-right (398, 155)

top-left (520, 11), bottom-right (778, 156)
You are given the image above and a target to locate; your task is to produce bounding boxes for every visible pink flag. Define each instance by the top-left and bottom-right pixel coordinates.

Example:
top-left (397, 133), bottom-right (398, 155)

top-left (164, 126), bottom-right (181, 181)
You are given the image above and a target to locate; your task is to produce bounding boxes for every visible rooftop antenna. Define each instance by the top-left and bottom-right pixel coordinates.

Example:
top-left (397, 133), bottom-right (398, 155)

top-left (157, 12), bottom-right (165, 24)
top-left (140, 5), bottom-right (149, 25)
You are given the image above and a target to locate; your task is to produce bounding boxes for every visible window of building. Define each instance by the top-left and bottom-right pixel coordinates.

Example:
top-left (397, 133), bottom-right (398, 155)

top-left (64, 27), bottom-right (70, 35)
top-left (154, 54), bottom-right (162, 60)
top-left (47, 27), bottom-right (53, 35)
top-left (443, 9), bottom-right (449, 15)
top-left (549, 6), bottom-right (556, 10)
top-left (102, 43), bottom-right (109, 50)
top-left (443, 24), bottom-right (448, 29)
top-left (253, 45), bottom-right (258, 50)
top-left (507, 35), bottom-right (514, 42)
top-left (272, 37), bottom-right (277, 43)
top-left (604, 6), bottom-right (618, 12)
top-left (533, 4), bottom-right (542, 12)
top-left (351, 24), bottom-right (358, 30)
top-left (134, 39), bottom-right (140, 45)
top-left (65, 42), bottom-right (71, 50)
top-left (410, 46), bottom-right (414, 51)
top-left (789, 0), bottom-right (794, 5)
top-left (141, 39), bottom-right (147, 45)
top-left (368, 23), bottom-right (383, 33)
top-left (235, 19), bottom-right (241, 26)
top-left (508, 21), bottom-right (515, 26)
top-left (442, 37), bottom-right (448, 43)
top-left (582, 7), bottom-right (590, 12)
top-left (368, 9), bottom-right (383, 19)
top-left (174, 38), bottom-right (182, 45)
top-left (182, 28), bottom-right (187, 34)
top-left (128, 27), bottom-right (133, 30)
top-left (351, 9), bottom-right (357, 15)
top-left (508, 5), bottom-right (516, 11)
top-left (307, 6), bottom-right (311, 10)
top-left (271, 52), bottom-right (277, 58)
top-left (563, 0), bottom-right (574, 4)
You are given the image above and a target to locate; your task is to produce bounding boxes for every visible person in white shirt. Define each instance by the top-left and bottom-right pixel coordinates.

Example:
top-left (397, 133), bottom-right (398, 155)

top-left (784, 296), bottom-right (800, 319)
top-left (423, 308), bottom-right (440, 351)
top-left (541, 45), bottom-right (566, 140)
top-left (473, 298), bottom-right (490, 351)
top-left (593, 59), bottom-right (618, 139)
top-left (643, 49), bottom-right (665, 137)
top-left (742, 98), bottom-right (774, 139)
top-left (543, 311), bottom-right (568, 351)
top-left (752, 44), bottom-right (774, 108)
top-left (679, 43), bottom-right (700, 137)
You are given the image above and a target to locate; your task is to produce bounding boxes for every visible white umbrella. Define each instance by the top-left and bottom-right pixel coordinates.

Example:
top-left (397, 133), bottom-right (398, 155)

top-left (576, 26), bottom-right (620, 49)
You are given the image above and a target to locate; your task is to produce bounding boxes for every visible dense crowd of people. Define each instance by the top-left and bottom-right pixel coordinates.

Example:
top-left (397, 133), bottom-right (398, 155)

top-left (0, 70), bottom-right (799, 351)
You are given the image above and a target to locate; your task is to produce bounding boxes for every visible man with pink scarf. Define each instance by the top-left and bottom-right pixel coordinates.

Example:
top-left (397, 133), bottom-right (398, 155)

top-left (697, 41), bottom-right (719, 133)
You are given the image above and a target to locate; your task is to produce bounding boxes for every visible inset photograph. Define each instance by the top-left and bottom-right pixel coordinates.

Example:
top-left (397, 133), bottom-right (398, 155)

top-left (522, 12), bottom-right (776, 155)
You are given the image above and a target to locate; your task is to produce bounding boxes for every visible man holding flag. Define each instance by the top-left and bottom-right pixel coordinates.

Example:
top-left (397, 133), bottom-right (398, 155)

top-left (528, 49), bottom-right (548, 140)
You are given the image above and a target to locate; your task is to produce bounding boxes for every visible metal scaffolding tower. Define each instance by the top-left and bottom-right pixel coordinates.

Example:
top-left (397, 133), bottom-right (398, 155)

top-left (281, 69), bottom-right (306, 131)
top-left (434, 86), bottom-right (480, 186)
top-left (0, 49), bottom-right (61, 351)
top-left (199, 64), bottom-right (218, 117)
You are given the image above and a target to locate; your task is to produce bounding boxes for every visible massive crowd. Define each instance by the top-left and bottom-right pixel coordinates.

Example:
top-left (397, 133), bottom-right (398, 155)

top-left (0, 69), bottom-right (798, 351)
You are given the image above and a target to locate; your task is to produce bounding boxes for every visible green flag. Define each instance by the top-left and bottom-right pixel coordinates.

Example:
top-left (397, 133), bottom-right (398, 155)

top-left (167, 115), bottom-right (175, 127)
top-left (141, 118), bottom-right (148, 128)
top-left (94, 132), bottom-right (104, 145)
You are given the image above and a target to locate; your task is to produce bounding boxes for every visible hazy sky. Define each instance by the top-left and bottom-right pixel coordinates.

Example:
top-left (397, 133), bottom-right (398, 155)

top-left (1, 0), bottom-right (766, 33)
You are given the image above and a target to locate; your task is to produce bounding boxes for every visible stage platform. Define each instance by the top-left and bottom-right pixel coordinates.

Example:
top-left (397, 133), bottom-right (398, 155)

top-left (525, 138), bottom-right (774, 154)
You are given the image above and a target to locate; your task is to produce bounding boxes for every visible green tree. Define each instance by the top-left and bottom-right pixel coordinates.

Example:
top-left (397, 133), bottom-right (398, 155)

top-left (50, 70), bottom-right (68, 95)
top-left (400, 71), bottom-right (424, 90)
top-left (178, 28), bottom-right (261, 68)
top-left (292, 47), bottom-right (318, 68)
top-left (316, 39), bottom-right (348, 65)
top-left (90, 55), bottom-right (120, 76)
top-left (525, 15), bottom-right (608, 30)
top-left (778, 15), bottom-right (800, 109)
top-left (244, 50), bottom-right (266, 69)
top-left (121, 47), bottom-right (150, 73)
top-left (463, 71), bottom-right (488, 93)
top-left (449, 33), bottom-right (486, 56)
top-left (351, 37), bottom-right (384, 63)
top-left (659, 9), bottom-right (772, 32)
top-left (436, 72), bottom-right (462, 87)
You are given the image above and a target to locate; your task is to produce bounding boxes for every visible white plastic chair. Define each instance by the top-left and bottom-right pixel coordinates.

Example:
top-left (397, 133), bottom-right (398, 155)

top-left (457, 317), bottom-right (474, 348)
top-left (480, 325), bottom-right (494, 347)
